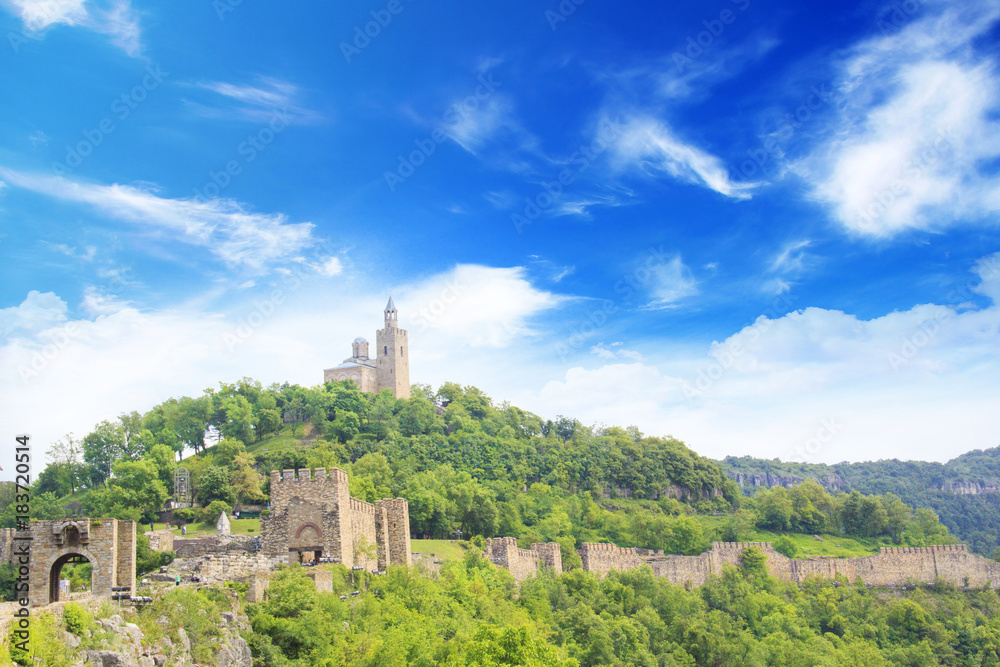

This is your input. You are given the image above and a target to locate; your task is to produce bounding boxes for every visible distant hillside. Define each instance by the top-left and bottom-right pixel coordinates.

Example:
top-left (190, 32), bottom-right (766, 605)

top-left (721, 446), bottom-right (1000, 555)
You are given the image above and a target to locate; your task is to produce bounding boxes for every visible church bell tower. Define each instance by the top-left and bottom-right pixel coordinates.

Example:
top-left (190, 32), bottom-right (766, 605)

top-left (376, 296), bottom-right (410, 399)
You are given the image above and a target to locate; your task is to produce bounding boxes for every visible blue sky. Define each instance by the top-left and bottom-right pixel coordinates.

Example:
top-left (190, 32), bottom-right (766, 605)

top-left (2, 0), bottom-right (1000, 476)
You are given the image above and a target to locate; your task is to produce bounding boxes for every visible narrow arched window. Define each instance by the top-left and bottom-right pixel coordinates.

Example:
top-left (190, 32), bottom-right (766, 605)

top-left (384, 345), bottom-right (388, 355)
top-left (401, 347), bottom-right (404, 356)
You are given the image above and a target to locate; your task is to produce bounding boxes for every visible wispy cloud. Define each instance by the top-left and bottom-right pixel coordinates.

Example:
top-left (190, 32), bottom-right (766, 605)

top-left (610, 116), bottom-right (756, 199)
top-left (770, 239), bottom-right (812, 274)
top-left (646, 255), bottom-right (699, 309)
top-left (0, 166), bottom-right (317, 272)
top-left (802, 0), bottom-right (1000, 237)
top-left (2, 0), bottom-right (142, 56)
top-left (46, 242), bottom-right (98, 261)
top-left (187, 76), bottom-right (321, 124)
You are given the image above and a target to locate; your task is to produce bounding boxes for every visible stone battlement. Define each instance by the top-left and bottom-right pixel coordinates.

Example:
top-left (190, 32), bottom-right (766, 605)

top-left (271, 467), bottom-right (350, 485)
top-left (350, 498), bottom-right (376, 515)
top-left (484, 538), bottom-right (562, 581)
top-left (879, 545), bottom-right (968, 554)
top-left (485, 537), bottom-right (1000, 590)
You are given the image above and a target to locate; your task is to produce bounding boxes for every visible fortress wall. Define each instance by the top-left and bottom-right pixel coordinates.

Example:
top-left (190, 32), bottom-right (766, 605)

top-left (482, 539), bottom-right (1000, 591)
top-left (579, 543), bottom-right (644, 576)
top-left (376, 498), bottom-right (412, 567)
top-left (485, 538), bottom-right (561, 581)
top-left (647, 554), bottom-right (714, 586)
top-left (375, 505), bottom-right (391, 570)
top-left (531, 542), bottom-right (563, 574)
top-left (262, 467), bottom-right (409, 569)
top-left (350, 498), bottom-right (378, 570)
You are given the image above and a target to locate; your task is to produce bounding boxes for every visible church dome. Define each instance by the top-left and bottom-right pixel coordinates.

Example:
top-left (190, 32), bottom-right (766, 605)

top-left (354, 336), bottom-right (368, 343)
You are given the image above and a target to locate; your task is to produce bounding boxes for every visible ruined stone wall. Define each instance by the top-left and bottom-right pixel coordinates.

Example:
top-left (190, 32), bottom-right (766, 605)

top-left (579, 543), bottom-right (645, 577)
top-left (376, 498), bottom-right (412, 567)
top-left (350, 498), bottom-right (378, 570)
top-left (261, 467), bottom-right (411, 569)
top-left (28, 519), bottom-right (135, 608)
top-left (576, 541), bottom-right (1000, 590)
top-left (484, 538), bottom-right (563, 581)
top-left (146, 529), bottom-right (175, 553)
top-left (375, 506), bottom-right (390, 570)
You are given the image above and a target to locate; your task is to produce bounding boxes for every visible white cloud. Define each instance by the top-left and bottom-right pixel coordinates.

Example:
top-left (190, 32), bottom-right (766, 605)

top-left (805, 1), bottom-right (1000, 236)
top-left (770, 239), bottom-right (812, 274)
top-left (0, 167), bottom-right (317, 272)
top-left (191, 76), bottom-right (320, 124)
top-left (80, 285), bottom-right (130, 316)
top-left (0, 263), bottom-right (566, 475)
top-left (591, 342), bottom-right (644, 361)
top-left (314, 256), bottom-right (343, 277)
top-left (0, 290), bottom-right (68, 337)
top-left (405, 264), bottom-right (565, 347)
top-left (647, 255), bottom-right (699, 308)
top-left (1, 0), bottom-right (141, 55)
top-left (445, 95), bottom-right (522, 155)
top-left (47, 242), bottom-right (97, 261)
top-left (523, 252), bottom-right (1000, 463)
top-left (611, 116), bottom-right (756, 199)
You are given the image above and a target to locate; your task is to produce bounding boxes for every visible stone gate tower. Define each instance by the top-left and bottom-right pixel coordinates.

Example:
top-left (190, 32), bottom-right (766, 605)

top-left (375, 296), bottom-right (410, 399)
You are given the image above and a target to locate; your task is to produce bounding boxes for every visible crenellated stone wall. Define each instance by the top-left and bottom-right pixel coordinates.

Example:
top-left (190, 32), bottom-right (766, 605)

top-left (579, 542), bottom-right (645, 576)
top-left (260, 467), bottom-right (410, 569)
top-left (580, 541), bottom-right (1000, 589)
top-left (484, 538), bottom-right (563, 581)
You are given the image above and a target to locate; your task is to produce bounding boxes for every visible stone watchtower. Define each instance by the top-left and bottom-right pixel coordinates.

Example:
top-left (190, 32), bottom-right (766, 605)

top-left (376, 296), bottom-right (410, 399)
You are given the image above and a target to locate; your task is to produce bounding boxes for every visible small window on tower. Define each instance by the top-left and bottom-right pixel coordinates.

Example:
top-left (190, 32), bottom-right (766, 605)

top-left (401, 347), bottom-right (404, 356)
top-left (384, 345), bottom-right (388, 355)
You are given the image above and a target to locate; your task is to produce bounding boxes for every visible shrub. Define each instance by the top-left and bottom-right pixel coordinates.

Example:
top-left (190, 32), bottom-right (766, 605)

top-left (173, 508), bottom-right (196, 522)
top-left (774, 535), bottom-right (799, 559)
top-left (201, 500), bottom-right (233, 524)
top-left (63, 602), bottom-right (90, 635)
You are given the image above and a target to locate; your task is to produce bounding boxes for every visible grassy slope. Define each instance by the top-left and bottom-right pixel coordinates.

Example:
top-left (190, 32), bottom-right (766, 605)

top-left (411, 539), bottom-right (467, 560)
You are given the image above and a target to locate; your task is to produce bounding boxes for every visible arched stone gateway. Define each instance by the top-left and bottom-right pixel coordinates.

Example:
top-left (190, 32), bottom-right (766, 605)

top-left (0, 518), bottom-right (138, 608)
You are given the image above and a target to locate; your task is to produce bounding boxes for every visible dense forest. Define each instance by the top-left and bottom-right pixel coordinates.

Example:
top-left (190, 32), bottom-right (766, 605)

top-left (722, 449), bottom-right (1000, 556)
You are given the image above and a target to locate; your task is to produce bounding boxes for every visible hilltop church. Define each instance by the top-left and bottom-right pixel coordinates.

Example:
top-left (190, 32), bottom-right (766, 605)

top-left (323, 297), bottom-right (410, 399)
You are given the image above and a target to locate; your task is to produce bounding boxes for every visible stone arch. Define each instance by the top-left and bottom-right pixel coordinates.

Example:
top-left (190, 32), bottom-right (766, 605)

top-left (290, 522), bottom-right (323, 564)
top-left (292, 522), bottom-right (322, 546)
top-left (45, 548), bottom-right (101, 604)
top-left (27, 518), bottom-right (135, 608)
